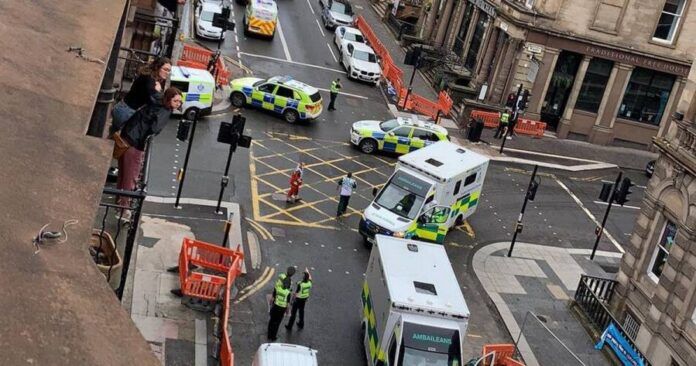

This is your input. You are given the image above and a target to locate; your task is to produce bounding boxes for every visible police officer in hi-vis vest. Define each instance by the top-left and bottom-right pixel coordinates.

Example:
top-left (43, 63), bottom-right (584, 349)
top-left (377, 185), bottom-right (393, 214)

top-left (268, 278), bottom-right (292, 341)
top-left (285, 268), bottom-right (313, 331)
top-left (328, 78), bottom-right (341, 111)
top-left (494, 107), bottom-right (511, 139)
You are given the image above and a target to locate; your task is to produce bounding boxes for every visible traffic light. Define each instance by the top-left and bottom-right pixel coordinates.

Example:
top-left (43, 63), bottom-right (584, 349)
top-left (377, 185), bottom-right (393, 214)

top-left (518, 89), bottom-right (530, 112)
top-left (615, 177), bottom-right (634, 206)
top-left (404, 47), bottom-right (422, 67)
top-left (526, 178), bottom-right (539, 201)
top-left (176, 119), bottom-right (192, 142)
top-left (217, 114), bottom-right (252, 149)
top-left (212, 7), bottom-right (235, 31)
top-left (598, 182), bottom-right (613, 202)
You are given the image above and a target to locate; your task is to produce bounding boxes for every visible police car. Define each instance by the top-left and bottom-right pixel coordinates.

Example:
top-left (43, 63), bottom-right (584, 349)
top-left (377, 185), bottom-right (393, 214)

top-left (229, 76), bottom-right (323, 123)
top-left (350, 117), bottom-right (449, 154)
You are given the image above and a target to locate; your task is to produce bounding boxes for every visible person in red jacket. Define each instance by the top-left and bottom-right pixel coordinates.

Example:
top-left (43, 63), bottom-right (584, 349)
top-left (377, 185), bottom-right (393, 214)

top-left (287, 162), bottom-right (305, 203)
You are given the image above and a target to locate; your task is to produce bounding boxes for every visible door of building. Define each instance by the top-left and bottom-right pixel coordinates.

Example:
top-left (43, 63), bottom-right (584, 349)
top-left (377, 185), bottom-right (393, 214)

top-left (540, 51), bottom-right (582, 131)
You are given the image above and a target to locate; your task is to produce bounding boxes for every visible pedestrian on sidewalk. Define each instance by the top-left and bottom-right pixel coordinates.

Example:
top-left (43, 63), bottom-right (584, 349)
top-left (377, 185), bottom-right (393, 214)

top-left (328, 78), bottom-right (341, 111)
top-left (336, 172), bottom-right (357, 217)
top-left (285, 268), bottom-right (312, 331)
top-left (494, 108), bottom-right (511, 139)
top-left (267, 278), bottom-right (291, 341)
top-left (115, 87), bottom-right (183, 222)
top-left (275, 266), bottom-right (296, 292)
top-left (286, 162), bottom-right (305, 203)
top-left (111, 57), bottom-right (172, 135)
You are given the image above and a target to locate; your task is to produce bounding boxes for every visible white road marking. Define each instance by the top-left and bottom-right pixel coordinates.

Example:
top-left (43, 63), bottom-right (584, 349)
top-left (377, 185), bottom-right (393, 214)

top-left (554, 177), bottom-right (625, 253)
top-left (276, 20), bottom-right (292, 61)
top-left (306, 0), bottom-right (315, 14)
top-left (315, 18), bottom-right (326, 37)
top-left (327, 43), bottom-right (337, 62)
top-left (593, 200), bottom-right (641, 210)
top-left (316, 87), bottom-right (369, 100)
top-left (239, 52), bottom-right (345, 73)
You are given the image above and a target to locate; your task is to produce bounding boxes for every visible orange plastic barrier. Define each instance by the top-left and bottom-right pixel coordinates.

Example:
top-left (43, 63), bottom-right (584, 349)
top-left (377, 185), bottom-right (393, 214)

top-left (481, 344), bottom-right (525, 366)
top-left (180, 44), bottom-right (231, 86)
top-left (514, 118), bottom-right (546, 138)
top-left (355, 15), bottom-right (449, 120)
top-left (470, 110), bottom-right (501, 128)
top-left (219, 269), bottom-right (235, 366)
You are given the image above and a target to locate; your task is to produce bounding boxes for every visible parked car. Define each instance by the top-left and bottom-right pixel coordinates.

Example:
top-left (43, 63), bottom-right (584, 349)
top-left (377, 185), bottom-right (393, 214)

top-left (334, 26), bottom-right (365, 52)
top-left (319, 0), bottom-right (354, 30)
top-left (195, 2), bottom-right (225, 40)
top-left (340, 42), bottom-right (381, 85)
top-left (646, 160), bottom-right (655, 177)
top-left (229, 76), bottom-right (323, 123)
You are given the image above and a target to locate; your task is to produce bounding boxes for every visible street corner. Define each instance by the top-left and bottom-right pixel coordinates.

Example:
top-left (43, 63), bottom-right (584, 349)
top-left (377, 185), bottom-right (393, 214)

top-left (249, 132), bottom-right (397, 230)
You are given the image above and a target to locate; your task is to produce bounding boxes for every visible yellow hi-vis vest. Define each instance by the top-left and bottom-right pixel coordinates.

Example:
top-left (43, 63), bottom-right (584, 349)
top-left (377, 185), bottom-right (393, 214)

top-left (500, 113), bottom-right (510, 125)
top-left (296, 280), bottom-right (312, 299)
top-left (274, 287), bottom-right (290, 308)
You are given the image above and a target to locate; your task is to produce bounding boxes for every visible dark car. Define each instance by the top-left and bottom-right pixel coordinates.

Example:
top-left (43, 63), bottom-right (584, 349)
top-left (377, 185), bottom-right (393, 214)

top-left (646, 160), bottom-right (655, 178)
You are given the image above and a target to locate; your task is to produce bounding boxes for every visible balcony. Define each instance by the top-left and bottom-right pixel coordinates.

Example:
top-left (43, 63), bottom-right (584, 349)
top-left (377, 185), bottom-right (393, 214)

top-left (654, 119), bottom-right (696, 176)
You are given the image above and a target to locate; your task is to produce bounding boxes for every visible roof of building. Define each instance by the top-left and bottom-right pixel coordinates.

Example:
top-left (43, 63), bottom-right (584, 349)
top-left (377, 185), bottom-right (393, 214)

top-left (398, 141), bottom-right (489, 182)
top-left (375, 235), bottom-right (469, 318)
top-left (0, 0), bottom-right (158, 364)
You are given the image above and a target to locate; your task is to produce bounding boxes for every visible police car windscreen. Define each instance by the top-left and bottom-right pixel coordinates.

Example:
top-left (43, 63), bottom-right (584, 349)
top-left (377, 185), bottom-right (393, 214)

top-left (309, 92), bottom-right (322, 103)
top-left (375, 171), bottom-right (430, 220)
top-left (379, 119), bottom-right (399, 131)
top-left (399, 323), bottom-right (461, 366)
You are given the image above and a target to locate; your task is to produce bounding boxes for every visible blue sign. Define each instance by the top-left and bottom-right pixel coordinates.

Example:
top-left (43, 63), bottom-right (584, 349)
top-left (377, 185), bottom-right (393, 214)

top-left (594, 323), bottom-right (645, 366)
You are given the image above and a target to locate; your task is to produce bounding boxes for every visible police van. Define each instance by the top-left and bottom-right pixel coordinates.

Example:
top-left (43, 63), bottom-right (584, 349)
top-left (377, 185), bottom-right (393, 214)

top-left (359, 141), bottom-right (489, 245)
top-left (170, 66), bottom-right (215, 120)
top-left (361, 235), bottom-right (469, 366)
top-left (244, 0), bottom-right (278, 38)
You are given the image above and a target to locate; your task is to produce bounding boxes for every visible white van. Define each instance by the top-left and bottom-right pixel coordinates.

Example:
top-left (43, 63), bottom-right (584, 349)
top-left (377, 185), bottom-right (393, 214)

top-left (169, 66), bottom-right (215, 120)
top-left (244, 0), bottom-right (279, 38)
top-left (359, 141), bottom-right (489, 245)
top-left (252, 343), bottom-right (319, 366)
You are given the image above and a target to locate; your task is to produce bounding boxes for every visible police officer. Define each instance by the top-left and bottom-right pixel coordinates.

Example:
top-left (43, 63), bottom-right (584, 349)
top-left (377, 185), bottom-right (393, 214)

top-left (268, 278), bottom-right (291, 341)
top-left (494, 108), bottom-right (511, 139)
top-left (275, 266), bottom-right (296, 292)
top-left (285, 268), bottom-right (312, 331)
top-left (328, 78), bottom-right (341, 111)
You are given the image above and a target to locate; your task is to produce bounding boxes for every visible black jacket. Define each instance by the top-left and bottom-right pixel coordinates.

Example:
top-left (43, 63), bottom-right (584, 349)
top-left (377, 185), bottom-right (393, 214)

top-left (121, 100), bottom-right (171, 151)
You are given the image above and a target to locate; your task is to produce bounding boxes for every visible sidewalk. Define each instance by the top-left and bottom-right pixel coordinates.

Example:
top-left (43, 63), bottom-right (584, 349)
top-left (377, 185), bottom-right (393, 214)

top-left (439, 118), bottom-right (657, 172)
top-left (473, 242), bottom-right (621, 366)
top-left (357, 0), bottom-right (438, 100)
top-left (126, 198), bottom-right (246, 365)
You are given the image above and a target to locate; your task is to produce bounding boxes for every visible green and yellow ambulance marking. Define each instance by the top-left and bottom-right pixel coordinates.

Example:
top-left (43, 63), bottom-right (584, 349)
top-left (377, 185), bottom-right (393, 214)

top-left (362, 281), bottom-right (386, 364)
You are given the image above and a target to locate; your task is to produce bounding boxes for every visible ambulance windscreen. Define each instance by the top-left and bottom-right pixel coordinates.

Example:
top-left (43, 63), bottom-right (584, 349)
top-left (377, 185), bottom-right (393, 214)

top-left (375, 171), bottom-right (430, 220)
top-left (399, 323), bottom-right (461, 366)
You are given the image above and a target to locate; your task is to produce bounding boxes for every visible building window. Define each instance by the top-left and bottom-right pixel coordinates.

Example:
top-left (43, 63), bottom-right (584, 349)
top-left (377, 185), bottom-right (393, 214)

top-left (575, 58), bottom-right (614, 113)
top-left (464, 13), bottom-right (490, 70)
top-left (649, 220), bottom-right (677, 280)
top-left (617, 68), bottom-right (675, 125)
top-left (653, 0), bottom-right (686, 43)
top-left (623, 311), bottom-right (640, 340)
top-left (452, 3), bottom-right (474, 57)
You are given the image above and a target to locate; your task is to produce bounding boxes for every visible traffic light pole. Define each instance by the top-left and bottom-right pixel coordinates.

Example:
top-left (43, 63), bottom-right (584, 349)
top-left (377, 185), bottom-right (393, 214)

top-left (401, 62), bottom-right (418, 110)
top-left (590, 171), bottom-right (622, 260)
top-left (215, 143), bottom-right (235, 215)
top-left (175, 115), bottom-right (198, 209)
top-left (508, 165), bottom-right (538, 257)
top-left (500, 84), bottom-right (523, 154)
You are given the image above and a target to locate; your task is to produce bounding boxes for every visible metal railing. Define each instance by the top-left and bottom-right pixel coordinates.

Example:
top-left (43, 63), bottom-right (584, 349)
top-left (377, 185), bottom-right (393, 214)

top-left (92, 139), bottom-right (152, 300)
top-left (574, 274), bottom-right (651, 366)
top-left (386, 11), bottom-right (416, 40)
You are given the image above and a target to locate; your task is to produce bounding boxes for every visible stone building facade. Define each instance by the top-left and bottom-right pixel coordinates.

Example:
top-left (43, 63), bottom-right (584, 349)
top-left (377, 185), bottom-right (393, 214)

top-left (421, 0), bottom-right (695, 148)
top-left (612, 64), bottom-right (696, 366)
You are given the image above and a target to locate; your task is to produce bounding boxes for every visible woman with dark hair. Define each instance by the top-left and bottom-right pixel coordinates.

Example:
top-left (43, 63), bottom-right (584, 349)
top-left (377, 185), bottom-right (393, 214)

top-left (116, 87), bottom-right (183, 221)
top-left (111, 57), bottom-right (172, 134)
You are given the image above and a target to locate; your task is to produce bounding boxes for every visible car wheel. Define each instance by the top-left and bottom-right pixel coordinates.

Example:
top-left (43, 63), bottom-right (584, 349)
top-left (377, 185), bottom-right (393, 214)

top-left (283, 109), bottom-right (299, 124)
top-left (184, 107), bottom-right (200, 121)
top-left (455, 214), bottom-right (464, 226)
top-left (359, 139), bottom-right (377, 154)
top-left (230, 92), bottom-right (246, 108)
top-left (362, 236), bottom-right (372, 249)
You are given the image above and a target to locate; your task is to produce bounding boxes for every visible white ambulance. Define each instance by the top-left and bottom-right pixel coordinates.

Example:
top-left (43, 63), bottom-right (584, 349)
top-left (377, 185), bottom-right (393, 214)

top-left (359, 141), bottom-right (489, 245)
top-left (169, 65), bottom-right (215, 120)
top-left (361, 235), bottom-right (469, 366)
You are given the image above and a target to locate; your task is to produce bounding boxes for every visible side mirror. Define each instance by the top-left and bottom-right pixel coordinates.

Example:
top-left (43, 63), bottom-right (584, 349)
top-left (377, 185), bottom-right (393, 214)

top-left (388, 132), bottom-right (395, 136)
top-left (418, 215), bottom-right (427, 224)
top-left (372, 187), bottom-right (378, 197)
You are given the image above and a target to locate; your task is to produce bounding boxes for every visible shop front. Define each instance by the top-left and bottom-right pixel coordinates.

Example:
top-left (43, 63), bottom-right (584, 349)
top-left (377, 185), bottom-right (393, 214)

top-left (525, 31), bottom-right (690, 147)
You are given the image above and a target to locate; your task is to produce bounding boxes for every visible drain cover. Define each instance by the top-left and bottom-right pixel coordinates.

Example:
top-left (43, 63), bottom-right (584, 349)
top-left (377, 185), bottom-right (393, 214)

top-left (271, 227), bottom-right (286, 237)
top-left (272, 193), bottom-right (287, 201)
